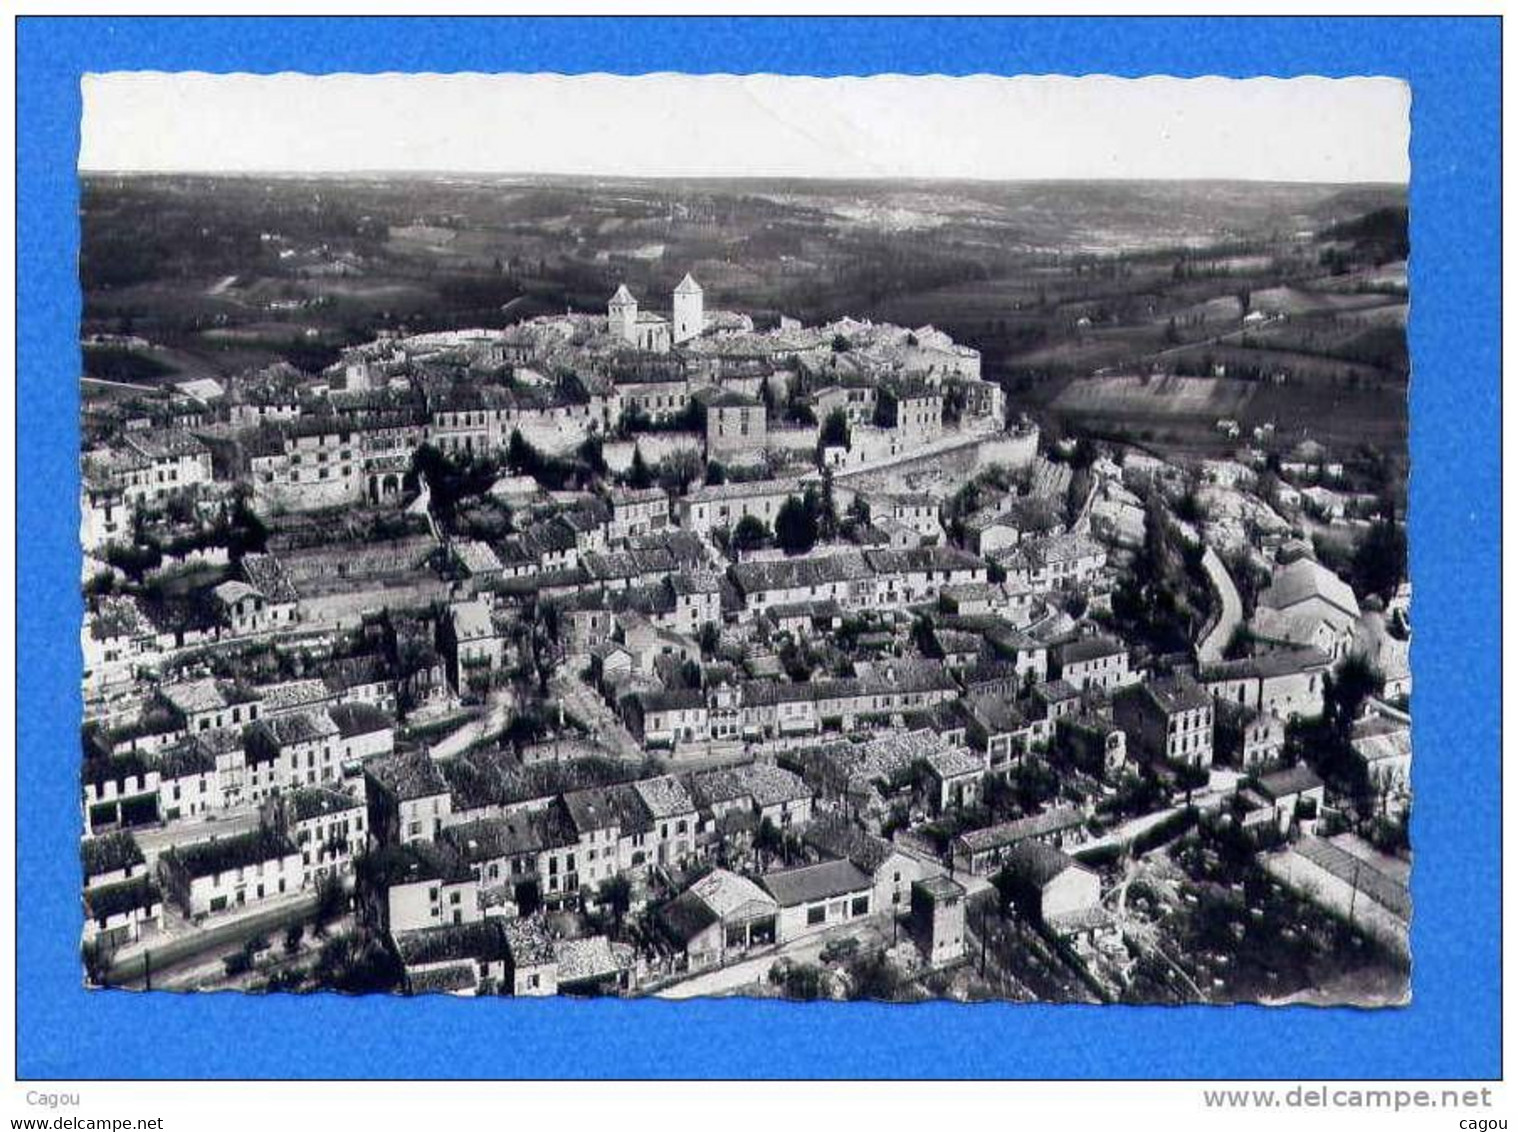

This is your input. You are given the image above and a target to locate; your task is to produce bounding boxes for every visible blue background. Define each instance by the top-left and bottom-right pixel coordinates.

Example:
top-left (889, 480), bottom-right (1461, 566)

top-left (17, 16), bottom-right (1501, 1080)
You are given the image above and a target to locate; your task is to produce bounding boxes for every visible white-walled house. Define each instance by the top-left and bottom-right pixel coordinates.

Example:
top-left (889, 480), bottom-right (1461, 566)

top-left (759, 859), bottom-right (875, 943)
top-left (281, 786), bottom-right (368, 886)
top-left (1002, 841), bottom-right (1102, 934)
top-left (158, 828), bottom-right (304, 918)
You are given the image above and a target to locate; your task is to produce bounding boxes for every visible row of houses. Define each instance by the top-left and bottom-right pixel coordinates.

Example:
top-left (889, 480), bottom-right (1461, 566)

top-left (623, 658), bottom-right (963, 749)
top-left (729, 545), bottom-right (987, 616)
top-left (83, 698), bottom-right (395, 834)
top-left (81, 779), bottom-right (371, 950)
top-left (358, 753), bottom-right (818, 934)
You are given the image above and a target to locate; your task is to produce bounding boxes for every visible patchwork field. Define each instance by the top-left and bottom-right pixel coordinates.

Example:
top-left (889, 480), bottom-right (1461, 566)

top-left (1248, 286), bottom-right (1400, 317)
top-left (1051, 375), bottom-right (1257, 418)
top-left (1244, 381), bottom-right (1407, 450)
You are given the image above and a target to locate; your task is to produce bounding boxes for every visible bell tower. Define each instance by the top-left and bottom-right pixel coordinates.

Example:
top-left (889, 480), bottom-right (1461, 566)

top-left (673, 273), bottom-right (704, 345)
top-left (608, 284), bottom-right (638, 344)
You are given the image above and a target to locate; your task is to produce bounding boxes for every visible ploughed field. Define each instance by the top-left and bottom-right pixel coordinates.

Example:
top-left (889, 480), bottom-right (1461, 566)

top-left (1026, 263), bottom-right (1408, 456)
top-left (1052, 375), bottom-right (1256, 418)
top-left (1043, 373), bottom-right (1406, 457)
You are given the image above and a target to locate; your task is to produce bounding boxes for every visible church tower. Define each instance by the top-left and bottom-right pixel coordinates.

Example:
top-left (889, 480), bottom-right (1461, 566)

top-left (608, 284), bottom-right (638, 344)
top-left (673, 273), bottom-right (704, 345)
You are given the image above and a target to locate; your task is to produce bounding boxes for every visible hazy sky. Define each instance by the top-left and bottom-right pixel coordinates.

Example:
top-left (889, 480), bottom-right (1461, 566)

top-left (80, 72), bottom-right (1410, 183)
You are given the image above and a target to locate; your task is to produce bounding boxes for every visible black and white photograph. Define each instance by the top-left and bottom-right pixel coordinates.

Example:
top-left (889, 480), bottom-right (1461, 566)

top-left (76, 70), bottom-right (1413, 1008)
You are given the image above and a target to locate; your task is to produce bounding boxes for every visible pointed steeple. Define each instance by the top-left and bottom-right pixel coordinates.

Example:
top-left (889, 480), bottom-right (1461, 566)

top-left (608, 284), bottom-right (638, 345)
top-left (672, 272), bottom-right (704, 345)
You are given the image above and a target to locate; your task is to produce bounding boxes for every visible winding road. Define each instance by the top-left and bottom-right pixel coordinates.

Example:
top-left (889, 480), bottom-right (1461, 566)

top-left (428, 687), bottom-right (516, 760)
top-left (1196, 545), bottom-right (1244, 663)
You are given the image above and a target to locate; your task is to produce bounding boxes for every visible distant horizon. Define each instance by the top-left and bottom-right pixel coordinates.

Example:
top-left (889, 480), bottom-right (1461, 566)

top-left (80, 73), bottom-right (1410, 184)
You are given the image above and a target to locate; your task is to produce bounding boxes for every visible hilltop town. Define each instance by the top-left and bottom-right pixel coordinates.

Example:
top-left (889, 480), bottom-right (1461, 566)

top-left (79, 270), bottom-right (1411, 1004)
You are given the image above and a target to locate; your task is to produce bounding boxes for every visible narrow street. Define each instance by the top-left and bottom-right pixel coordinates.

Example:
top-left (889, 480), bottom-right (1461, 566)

top-left (550, 670), bottom-right (644, 761)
